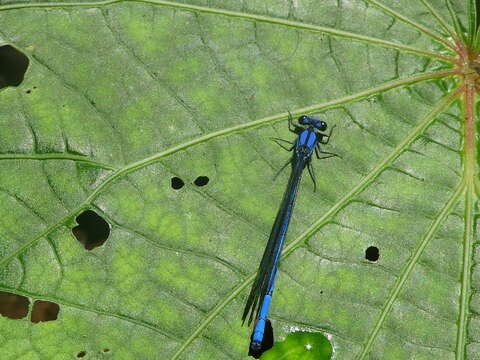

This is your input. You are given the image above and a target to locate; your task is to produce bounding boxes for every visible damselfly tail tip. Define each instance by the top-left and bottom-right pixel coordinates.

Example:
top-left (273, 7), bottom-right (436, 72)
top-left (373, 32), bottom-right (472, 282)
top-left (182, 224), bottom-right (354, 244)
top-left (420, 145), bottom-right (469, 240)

top-left (248, 341), bottom-right (262, 359)
top-left (248, 319), bottom-right (274, 359)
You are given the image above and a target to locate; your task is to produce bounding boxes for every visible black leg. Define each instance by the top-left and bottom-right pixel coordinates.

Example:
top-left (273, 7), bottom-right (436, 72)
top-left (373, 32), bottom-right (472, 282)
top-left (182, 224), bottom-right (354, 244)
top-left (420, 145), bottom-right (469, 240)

top-left (273, 159), bottom-right (291, 181)
top-left (317, 153), bottom-right (339, 160)
top-left (307, 162), bottom-right (317, 192)
top-left (271, 137), bottom-right (293, 144)
top-left (316, 144), bottom-right (342, 159)
top-left (271, 138), bottom-right (294, 151)
top-left (288, 111), bottom-right (302, 134)
top-left (288, 111), bottom-right (295, 132)
top-left (320, 124), bottom-right (336, 145)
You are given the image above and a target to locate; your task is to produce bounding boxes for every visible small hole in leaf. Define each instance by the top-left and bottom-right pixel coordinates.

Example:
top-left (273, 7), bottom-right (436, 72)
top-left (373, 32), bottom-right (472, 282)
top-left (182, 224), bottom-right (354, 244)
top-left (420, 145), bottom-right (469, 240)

top-left (31, 300), bottom-right (59, 323)
top-left (0, 291), bottom-right (29, 319)
top-left (171, 177), bottom-right (184, 190)
top-left (0, 45), bottom-right (29, 89)
top-left (77, 351), bottom-right (86, 358)
top-left (193, 176), bottom-right (209, 187)
top-left (103, 349), bottom-right (110, 353)
top-left (25, 89), bottom-right (31, 94)
top-left (72, 210), bottom-right (111, 250)
top-left (365, 246), bottom-right (379, 262)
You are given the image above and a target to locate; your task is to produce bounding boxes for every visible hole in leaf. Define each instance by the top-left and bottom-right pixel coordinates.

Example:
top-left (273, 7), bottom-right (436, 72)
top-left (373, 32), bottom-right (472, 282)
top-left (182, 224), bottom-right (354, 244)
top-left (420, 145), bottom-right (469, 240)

top-left (77, 351), bottom-right (86, 358)
top-left (0, 45), bottom-right (29, 89)
top-left (72, 210), bottom-right (111, 250)
top-left (31, 300), bottom-right (59, 323)
top-left (249, 319), bottom-right (274, 359)
top-left (0, 291), bottom-right (29, 319)
top-left (25, 89), bottom-right (31, 94)
top-left (171, 177), bottom-right (185, 190)
top-left (193, 176), bottom-right (209, 187)
top-left (103, 348), bottom-right (110, 352)
top-left (365, 246), bottom-right (379, 262)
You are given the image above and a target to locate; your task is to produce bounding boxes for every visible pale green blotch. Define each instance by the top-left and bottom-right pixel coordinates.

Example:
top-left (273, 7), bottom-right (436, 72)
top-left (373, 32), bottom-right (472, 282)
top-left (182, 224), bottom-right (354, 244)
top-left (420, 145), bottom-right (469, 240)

top-left (156, 213), bottom-right (183, 243)
top-left (22, 238), bottom-right (61, 293)
top-left (143, 183), bottom-right (162, 202)
top-left (256, 23), bottom-right (298, 60)
top-left (61, 260), bottom-right (106, 301)
top-left (167, 56), bottom-right (202, 84)
top-left (119, 97), bottom-right (157, 150)
top-left (90, 71), bottom-right (122, 107)
top-left (52, 227), bottom-right (84, 263)
top-left (2, 336), bottom-right (34, 359)
top-left (125, 12), bottom-right (155, 53)
top-left (26, 94), bottom-right (62, 148)
top-left (112, 183), bottom-right (145, 224)
top-left (205, 16), bottom-right (251, 50)
top-left (127, 335), bottom-right (155, 358)
top-left (17, 350), bottom-right (41, 360)
top-left (111, 245), bottom-right (145, 294)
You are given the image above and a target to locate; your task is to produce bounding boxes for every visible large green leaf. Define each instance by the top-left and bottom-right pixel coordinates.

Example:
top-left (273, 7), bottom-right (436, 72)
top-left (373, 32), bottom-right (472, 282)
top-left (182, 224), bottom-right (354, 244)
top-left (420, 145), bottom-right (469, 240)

top-left (0, 0), bottom-right (477, 359)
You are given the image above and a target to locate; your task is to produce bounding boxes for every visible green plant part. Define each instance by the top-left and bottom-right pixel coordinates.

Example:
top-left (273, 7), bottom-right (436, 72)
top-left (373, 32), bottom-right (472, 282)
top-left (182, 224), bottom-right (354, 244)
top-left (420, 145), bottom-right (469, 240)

top-left (0, 1), bottom-right (479, 360)
top-left (261, 331), bottom-right (333, 359)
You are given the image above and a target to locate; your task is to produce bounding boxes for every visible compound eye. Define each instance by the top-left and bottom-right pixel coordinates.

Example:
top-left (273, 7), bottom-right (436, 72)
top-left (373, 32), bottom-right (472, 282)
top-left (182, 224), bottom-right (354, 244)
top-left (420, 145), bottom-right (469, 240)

top-left (316, 121), bottom-right (327, 131)
top-left (298, 115), bottom-right (309, 125)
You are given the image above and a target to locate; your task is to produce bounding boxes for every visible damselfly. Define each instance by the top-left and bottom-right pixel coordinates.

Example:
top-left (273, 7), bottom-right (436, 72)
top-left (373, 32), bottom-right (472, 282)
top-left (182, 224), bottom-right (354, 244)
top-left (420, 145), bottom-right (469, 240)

top-left (242, 113), bottom-right (338, 358)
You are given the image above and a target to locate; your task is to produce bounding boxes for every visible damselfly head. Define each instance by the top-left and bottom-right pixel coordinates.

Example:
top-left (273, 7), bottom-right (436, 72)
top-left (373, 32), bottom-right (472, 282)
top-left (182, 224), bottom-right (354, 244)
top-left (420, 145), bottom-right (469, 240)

top-left (315, 120), bottom-right (327, 131)
top-left (298, 115), bottom-right (309, 125)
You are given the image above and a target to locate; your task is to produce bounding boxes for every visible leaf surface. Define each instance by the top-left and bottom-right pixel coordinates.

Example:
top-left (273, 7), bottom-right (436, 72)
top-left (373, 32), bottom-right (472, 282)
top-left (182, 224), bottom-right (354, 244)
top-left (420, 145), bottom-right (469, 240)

top-left (0, 1), bottom-right (477, 359)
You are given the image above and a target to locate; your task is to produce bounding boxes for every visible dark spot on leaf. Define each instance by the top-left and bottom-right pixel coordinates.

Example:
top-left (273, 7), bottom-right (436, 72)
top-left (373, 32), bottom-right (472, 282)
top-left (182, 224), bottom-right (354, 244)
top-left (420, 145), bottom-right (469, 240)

top-left (103, 349), bottom-right (110, 352)
top-left (77, 351), bottom-right (86, 358)
top-left (171, 177), bottom-right (184, 190)
top-left (249, 319), bottom-right (273, 359)
top-left (320, 290), bottom-right (323, 295)
top-left (72, 210), bottom-right (111, 250)
top-left (31, 300), bottom-right (59, 323)
top-left (90, 100), bottom-right (96, 106)
top-left (365, 246), bottom-right (379, 262)
top-left (0, 45), bottom-right (29, 89)
top-left (0, 291), bottom-right (29, 319)
top-left (193, 176), bottom-right (209, 187)
top-left (26, 89), bottom-right (31, 94)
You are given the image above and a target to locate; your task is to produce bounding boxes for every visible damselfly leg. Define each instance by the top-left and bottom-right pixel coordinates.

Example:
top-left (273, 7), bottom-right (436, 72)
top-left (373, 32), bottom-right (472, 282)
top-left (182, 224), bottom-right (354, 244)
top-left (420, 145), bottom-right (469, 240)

top-left (315, 146), bottom-right (340, 160)
top-left (270, 137), bottom-right (294, 152)
top-left (273, 159), bottom-right (291, 181)
top-left (287, 111), bottom-right (303, 134)
top-left (320, 124), bottom-right (336, 144)
top-left (307, 161), bottom-right (317, 192)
